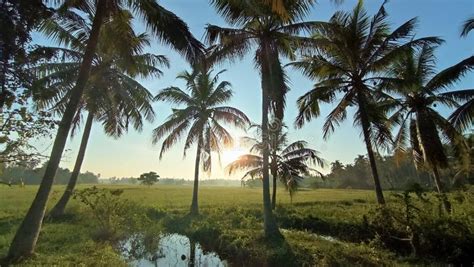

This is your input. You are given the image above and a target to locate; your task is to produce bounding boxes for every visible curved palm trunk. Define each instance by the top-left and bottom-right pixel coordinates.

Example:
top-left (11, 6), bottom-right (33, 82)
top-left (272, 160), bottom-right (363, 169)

top-left (190, 139), bottom-right (202, 215)
top-left (5, 1), bottom-right (107, 263)
top-left (49, 112), bottom-right (94, 219)
top-left (432, 166), bottom-right (452, 213)
top-left (271, 155), bottom-right (278, 210)
top-left (357, 92), bottom-right (385, 205)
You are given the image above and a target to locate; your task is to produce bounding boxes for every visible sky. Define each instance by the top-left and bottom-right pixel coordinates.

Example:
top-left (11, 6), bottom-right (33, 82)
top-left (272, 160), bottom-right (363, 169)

top-left (31, 0), bottom-right (474, 180)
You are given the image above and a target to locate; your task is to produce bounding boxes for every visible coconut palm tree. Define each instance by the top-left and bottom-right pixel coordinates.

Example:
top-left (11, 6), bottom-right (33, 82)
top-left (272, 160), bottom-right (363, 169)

top-left (453, 17), bottom-right (474, 132)
top-left (385, 45), bottom-right (473, 212)
top-left (207, 0), bottom-right (319, 237)
top-left (291, 1), bottom-right (442, 205)
top-left (6, 0), bottom-right (202, 262)
top-left (461, 17), bottom-right (474, 37)
top-left (227, 123), bottom-right (324, 208)
top-left (29, 12), bottom-right (168, 219)
top-left (261, 0), bottom-right (342, 20)
top-left (153, 68), bottom-right (250, 215)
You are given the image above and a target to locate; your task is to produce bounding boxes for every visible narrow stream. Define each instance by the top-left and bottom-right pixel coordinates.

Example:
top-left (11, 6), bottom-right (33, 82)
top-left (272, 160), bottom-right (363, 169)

top-left (120, 233), bottom-right (228, 267)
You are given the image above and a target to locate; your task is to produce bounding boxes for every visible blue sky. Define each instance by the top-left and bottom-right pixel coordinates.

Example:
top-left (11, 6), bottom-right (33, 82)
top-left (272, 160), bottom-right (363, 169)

top-left (32, 0), bottom-right (474, 179)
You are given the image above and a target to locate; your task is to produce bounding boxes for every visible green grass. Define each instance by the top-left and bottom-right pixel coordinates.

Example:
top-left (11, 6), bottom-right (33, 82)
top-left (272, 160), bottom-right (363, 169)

top-left (0, 184), bottom-right (472, 266)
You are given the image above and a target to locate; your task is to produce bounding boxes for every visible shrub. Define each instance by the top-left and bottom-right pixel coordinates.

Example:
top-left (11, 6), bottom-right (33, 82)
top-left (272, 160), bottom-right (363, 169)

top-left (366, 189), bottom-right (474, 263)
top-left (74, 186), bottom-right (150, 242)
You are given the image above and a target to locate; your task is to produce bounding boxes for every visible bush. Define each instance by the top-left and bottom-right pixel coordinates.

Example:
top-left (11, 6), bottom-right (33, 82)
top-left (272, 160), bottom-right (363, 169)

top-left (366, 190), bottom-right (474, 264)
top-left (74, 186), bottom-right (150, 242)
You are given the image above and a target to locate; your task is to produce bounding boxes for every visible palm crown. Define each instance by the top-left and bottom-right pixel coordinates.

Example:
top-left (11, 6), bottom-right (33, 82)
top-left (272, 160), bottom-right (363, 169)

top-left (46, 0), bottom-right (203, 62)
top-left (293, 1), bottom-right (442, 135)
top-left (387, 45), bottom-right (473, 173)
top-left (207, 0), bottom-right (319, 119)
top-left (31, 11), bottom-right (168, 137)
top-left (227, 123), bottom-right (324, 197)
top-left (153, 69), bottom-right (250, 172)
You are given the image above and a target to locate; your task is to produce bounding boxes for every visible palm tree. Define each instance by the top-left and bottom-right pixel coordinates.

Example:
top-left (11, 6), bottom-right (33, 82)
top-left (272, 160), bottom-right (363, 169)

top-left (461, 17), bottom-right (474, 37)
top-left (6, 0), bottom-right (202, 262)
top-left (227, 123), bottom-right (324, 208)
top-left (207, 0), bottom-right (319, 237)
top-left (453, 17), bottom-right (474, 132)
top-left (261, 0), bottom-right (342, 20)
top-left (152, 68), bottom-right (250, 215)
top-left (30, 12), bottom-right (168, 219)
top-left (291, 1), bottom-right (442, 204)
top-left (385, 45), bottom-right (473, 212)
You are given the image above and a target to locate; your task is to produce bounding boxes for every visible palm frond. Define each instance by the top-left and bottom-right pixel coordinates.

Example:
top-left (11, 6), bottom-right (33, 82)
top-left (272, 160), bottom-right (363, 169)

top-left (425, 56), bottom-right (474, 92)
top-left (461, 17), bottom-right (474, 37)
top-left (448, 98), bottom-right (474, 132)
top-left (130, 0), bottom-right (204, 63)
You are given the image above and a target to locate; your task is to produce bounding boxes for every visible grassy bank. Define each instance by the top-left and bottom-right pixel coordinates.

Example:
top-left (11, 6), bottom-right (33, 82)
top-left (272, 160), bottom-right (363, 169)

top-left (1, 185), bottom-right (473, 265)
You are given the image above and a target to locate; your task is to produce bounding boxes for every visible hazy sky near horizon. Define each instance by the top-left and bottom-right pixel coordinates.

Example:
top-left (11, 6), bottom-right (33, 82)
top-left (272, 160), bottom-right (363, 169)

top-left (32, 0), bottom-right (474, 180)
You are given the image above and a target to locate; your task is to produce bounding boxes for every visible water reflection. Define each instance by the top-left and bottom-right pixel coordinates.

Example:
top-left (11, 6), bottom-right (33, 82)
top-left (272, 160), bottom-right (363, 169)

top-left (121, 233), bottom-right (228, 267)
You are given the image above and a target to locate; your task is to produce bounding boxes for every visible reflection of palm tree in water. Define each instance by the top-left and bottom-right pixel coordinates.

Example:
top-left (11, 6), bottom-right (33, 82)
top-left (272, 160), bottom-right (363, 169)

top-left (189, 240), bottom-right (196, 267)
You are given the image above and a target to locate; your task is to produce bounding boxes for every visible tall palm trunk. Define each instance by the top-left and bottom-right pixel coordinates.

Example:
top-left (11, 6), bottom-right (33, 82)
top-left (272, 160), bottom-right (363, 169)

top-left (49, 112), bottom-right (94, 219)
top-left (357, 91), bottom-right (385, 204)
top-left (190, 138), bottom-right (202, 215)
top-left (260, 46), bottom-right (281, 236)
top-left (271, 154), bottom-right (277, 210)
top-left (5, 1), bottom-right (107, 263)
top-left (432, 166), bottom-right (452, 213)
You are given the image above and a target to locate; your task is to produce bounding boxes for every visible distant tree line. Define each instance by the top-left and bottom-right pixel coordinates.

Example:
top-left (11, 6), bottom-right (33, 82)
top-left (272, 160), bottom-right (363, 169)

top-left (102, 176), bottom-right (243, 187)
top-left (0, 163), bottom-right (99, 185)
top-left (307, 145), bottom-right (473, 191)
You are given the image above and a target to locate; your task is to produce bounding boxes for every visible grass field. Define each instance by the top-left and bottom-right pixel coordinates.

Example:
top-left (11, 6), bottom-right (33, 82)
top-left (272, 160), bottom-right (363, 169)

top-left (1, 184), bottom-right (473, 266)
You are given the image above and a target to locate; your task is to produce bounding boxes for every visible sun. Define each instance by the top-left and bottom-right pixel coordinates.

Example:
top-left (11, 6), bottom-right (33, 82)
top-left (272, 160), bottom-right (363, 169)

top-left (222, 146), bottom-right (246, 164)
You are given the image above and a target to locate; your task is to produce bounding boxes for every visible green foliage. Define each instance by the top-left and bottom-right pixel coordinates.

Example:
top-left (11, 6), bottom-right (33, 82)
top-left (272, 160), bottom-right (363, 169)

top-left (386, 45), bottom-right (473, 176)
top-left (366, 189), bottom-right (474, 263)
top-left (0, 1), bottom-right (56, 167)
top-left (153, 67), bottom-right (250, 170)
top-left (73, 186), bottom-right (151, 242)
top-left (0, 0), bottom-right (51, 106)
top-left (320, 151), bottom-right (472, 190)
top-left (31, 12), bottom-right (168, 138)
top-left (0, 163), bottom-right (99, 185)
top-left (227, 123), bottom-right (324, 202)
top-left (1, 185), bottom-right (473, 265)
top-left (461, 17), bottom-right (474, 37)
top-left (137, 171), bottom-right (159, 186)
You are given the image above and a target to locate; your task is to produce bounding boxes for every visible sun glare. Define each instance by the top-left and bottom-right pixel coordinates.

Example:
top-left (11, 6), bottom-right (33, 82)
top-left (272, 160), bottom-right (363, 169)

top-left (222, 146), bottom-right (246, 164)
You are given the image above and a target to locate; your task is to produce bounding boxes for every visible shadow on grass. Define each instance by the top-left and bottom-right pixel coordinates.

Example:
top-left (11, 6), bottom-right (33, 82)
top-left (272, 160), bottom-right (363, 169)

top-left (0, 217), bottom-right (21, 237)
top-left (258, 233), bottom-right (298, 266)
top-left (291, 199), bottom-right (367, 207)
top-left (276, 207), bottom-right (372, 242)
top-left (43, 212), bottom-right (79, 224)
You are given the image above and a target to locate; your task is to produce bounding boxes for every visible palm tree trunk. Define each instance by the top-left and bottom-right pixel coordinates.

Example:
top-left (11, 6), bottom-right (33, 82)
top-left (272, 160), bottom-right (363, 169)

top-left (271, 157), bottom-right (277, 210)
top-left (432, 166), bottom-right (451, 213)
top-left (49, 112), bottom-right (94, 219)
top-left (261, 75), bottom-right (280, 238)
top-left (357, 92), bottom-right (385, 205)
top-left (190, 139), bottom-right (201, 215)
top-left (5, 1), bottom-right (107, 263)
